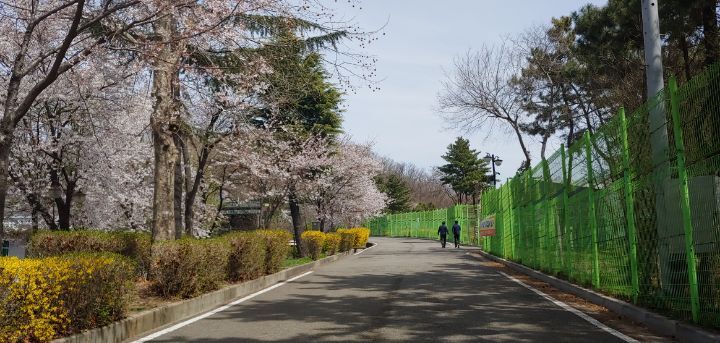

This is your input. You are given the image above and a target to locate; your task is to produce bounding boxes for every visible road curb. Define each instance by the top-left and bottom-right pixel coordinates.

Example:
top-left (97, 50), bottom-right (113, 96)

top-left (476, 250), bottom-right (720, 343)
top-left (52, 250), bottom-right (356, 343)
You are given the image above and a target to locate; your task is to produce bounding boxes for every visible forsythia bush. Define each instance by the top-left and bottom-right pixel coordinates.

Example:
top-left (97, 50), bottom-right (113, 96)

top-left (256, 230), bottom-right (292, 274)
top-left (323, 232), bottom-right (342, 255)
top-left (336, 228), bottom-right (370, 250)
top-left (0, 253), bottom-right (134, 342)
top-left (150, 239), bottom-right (230, 298)
top-left (224, 232), bottom-right (266, 282)
top-left (28, 230), bottom-right (151, 277)
top-left (301, 231), bottom-right (325, 260)
top-left (336, 229), bottom-right (355, 252)
top-left (347, 228), bottom-right (371, 248)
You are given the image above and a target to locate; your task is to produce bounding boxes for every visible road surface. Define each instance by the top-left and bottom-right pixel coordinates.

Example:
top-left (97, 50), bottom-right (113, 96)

top-left (143, 237), bottom-right (636, 342)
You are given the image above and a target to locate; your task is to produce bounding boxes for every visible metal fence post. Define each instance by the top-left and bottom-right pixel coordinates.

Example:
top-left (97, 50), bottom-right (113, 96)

top-left (584, 131), bottom-right (601, 288)
top-left (507, 181), bottom-right (516, 259)
top-left (542, 159), bottom-right (553, 271)
top-left (669, 77), bottom-right (700, 323)
top-left (560, 145), bottom-right (569, 274)
top-left (619, 107), bottom-right (640, 303)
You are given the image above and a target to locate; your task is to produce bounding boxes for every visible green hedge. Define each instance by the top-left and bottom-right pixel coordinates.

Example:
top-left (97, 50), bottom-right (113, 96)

top-left (256, 229), bottom-right (292, 274)
top-left (150, 238), bottom-right (230, 298)
top-left (224, 232), bottom-right (266, 282)
top-left (28, 230), bottom-right (151, 277)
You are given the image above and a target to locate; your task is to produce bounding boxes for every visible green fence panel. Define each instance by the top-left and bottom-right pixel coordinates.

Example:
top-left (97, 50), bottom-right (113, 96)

top-left (366, 64), bottom-right (720, 330)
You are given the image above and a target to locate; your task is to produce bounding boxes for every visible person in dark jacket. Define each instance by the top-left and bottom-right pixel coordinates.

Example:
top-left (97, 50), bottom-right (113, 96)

top-left (438, 222), bottom-right (449, 248)
top-left (452, 221), bottom-right (461, 248)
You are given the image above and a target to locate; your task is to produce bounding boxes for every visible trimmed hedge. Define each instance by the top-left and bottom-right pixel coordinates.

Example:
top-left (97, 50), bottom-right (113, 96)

top-left (337, 228), bottom-right (371, 249)
top-left (337, 230), bottom-right (355, 252)
top-left (150, 238), bottom-right (230, 298)
top-left (301, 231), bottom-right (325, 260)
top-left (348, 228), bottom-right (370, 248)
top-left (28, 230), bottom-right (151, 277)
top-left (0, 253), bottom-right (135, 342)
top-left (224, 232), bottom-right (266, 282)
top-left (256, 229), bottom-right (292, 274)
top-left (323, 232), bottom-right (341, 255)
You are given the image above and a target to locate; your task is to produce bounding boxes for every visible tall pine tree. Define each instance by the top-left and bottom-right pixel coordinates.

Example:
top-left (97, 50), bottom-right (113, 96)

top-left (437, 137), bottom-right (489, 205)
top-left (375, 174), bottom-right (411, 214)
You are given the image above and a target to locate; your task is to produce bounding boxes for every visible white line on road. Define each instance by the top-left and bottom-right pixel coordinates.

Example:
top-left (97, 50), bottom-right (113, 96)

top-left (498, 271), bottom-right (639, 343)
top-left (354, 242), bottom-right (377, 255)
top-left (130, 271), bottom-right (314, 343)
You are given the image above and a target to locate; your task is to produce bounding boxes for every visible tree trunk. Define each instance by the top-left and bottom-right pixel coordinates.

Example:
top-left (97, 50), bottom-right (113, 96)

top-left (150, 11), bottom-right (181, 242)
top-left (173, 137), bottom-right (184, 239)
top-left (511, 122), bottom-right (532, 170)
top-left (702, 0), bottom-right (720, 66)
top-left (182, 138), bottom-right (210, 237)
top-left (181, 138), bottom-right (194, 236)
top-left (0, 139), bottom-right (12, 238)
top-left (56, 181), bottom-right (75, 230)
top-left (680, 35), bottom-right (692, 81)
top-left (289, 187), bottom-right (304, 257)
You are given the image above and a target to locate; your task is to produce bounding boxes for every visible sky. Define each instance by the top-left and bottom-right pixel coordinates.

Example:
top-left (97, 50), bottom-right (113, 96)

top-left (328, 0), bottom-right (608, 184)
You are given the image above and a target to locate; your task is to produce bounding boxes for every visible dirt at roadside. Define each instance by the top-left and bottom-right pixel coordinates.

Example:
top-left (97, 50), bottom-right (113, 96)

top-left (470, 252), bottom-right (676, 343)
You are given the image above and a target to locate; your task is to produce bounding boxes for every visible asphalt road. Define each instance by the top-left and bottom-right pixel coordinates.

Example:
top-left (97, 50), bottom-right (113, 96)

top-left (145, 237), bottom-right (629, 342)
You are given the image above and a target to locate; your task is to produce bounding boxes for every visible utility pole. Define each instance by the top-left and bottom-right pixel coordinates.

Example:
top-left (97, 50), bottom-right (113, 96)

top-left (641, 0), bottom-right (668, 164)
top-left (642, 0), bottom-right (678, 300)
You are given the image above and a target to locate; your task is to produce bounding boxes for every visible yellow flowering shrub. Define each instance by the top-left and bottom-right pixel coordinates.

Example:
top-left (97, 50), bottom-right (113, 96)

top-left (0, 253), bottom-right (134, 342)
top-left (347, 228), bottom-right (371, 248)
top-left (28, 230), bottom-right (151, 278)
top-left (336, 229), bottom-right (355, 252)
top-left (301, 231), bottom-right (325, 260)
top-left (256, 230), bottom-right (292, 274)
top-left (323, 232), bottom-right (342, 255)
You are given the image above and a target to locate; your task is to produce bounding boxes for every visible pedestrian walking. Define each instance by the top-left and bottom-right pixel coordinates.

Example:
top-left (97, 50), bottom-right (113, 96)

top-left (438, 222), bottom-right (449, 248)
top-left (452, 221), bottom-right (461, 248)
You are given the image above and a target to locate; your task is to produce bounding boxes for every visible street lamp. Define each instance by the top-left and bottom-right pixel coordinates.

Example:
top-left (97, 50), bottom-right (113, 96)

top-left (484, 153), bottom-right (502, 187)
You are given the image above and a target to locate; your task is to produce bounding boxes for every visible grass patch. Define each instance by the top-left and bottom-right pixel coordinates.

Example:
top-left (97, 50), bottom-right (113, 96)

top-left (282, 254), bottom-right (326, 269)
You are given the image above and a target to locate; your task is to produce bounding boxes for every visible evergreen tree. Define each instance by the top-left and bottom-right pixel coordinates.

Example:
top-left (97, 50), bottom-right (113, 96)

top-left (375, 174), bottom-right (412, 214)
top-left (437, 137), bottom-right (489, 204)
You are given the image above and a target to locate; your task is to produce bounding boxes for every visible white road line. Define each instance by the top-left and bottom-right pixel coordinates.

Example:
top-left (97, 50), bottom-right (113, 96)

top-left (130, 271), bottom-right (314, 342)
top-left (498, 271), bottom-right (639, 343)
top-left (354, 242), bottom-right (377, 255)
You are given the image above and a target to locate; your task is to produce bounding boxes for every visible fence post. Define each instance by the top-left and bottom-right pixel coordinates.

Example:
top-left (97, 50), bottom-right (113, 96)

top-left (507, 181), bottom-right (516, 259)
top-left (584, 131), bottom-right (601, 288)
top-left (669, 76), bottom-right (700, 323)
top-left (560, 144), bottom-right (569, 274)
top-left (618, 107), bottom-right (640, 303)
top-left (542, 159), bottom-right (552, 271)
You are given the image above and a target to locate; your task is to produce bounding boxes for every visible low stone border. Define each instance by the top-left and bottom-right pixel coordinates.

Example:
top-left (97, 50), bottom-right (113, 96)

top-left (477, 250), bottom-right (720, 343)
top-left (53, 249), bottom-right (358, 343)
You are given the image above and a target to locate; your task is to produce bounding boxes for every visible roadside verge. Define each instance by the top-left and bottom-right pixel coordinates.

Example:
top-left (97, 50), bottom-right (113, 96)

top-left (52, 248), bottom-right (361, 343)
top-left (477, 250), bottom-right (720, 343)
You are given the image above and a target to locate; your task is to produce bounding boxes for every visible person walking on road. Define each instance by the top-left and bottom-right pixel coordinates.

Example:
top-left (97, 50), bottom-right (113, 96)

top-left (438, 222), bottom-right (449, 248)
top-left (452, 221), bottom-right (461, 248)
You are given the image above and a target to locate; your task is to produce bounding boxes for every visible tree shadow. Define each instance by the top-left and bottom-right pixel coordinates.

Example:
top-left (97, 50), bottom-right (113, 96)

top-left (151, 239), bottom-right (624, 342)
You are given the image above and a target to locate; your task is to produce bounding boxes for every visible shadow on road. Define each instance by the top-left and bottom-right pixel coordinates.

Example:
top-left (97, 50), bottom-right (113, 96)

top-left (152, 239), bottom-right (622, 342)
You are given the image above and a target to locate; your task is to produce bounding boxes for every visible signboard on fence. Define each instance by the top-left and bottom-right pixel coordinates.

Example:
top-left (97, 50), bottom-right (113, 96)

top-left (479, 214), bottom-right (496, 236)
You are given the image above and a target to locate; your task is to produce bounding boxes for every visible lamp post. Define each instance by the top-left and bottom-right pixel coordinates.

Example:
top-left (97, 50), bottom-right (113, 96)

top-left (483, 153), bottom-right (503, 187)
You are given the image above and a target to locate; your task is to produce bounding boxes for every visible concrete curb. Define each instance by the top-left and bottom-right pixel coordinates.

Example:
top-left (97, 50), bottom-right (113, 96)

top-left (477, 250), bottom-right (720, 343)
top-left (53, 249), bottom-right (358, 343)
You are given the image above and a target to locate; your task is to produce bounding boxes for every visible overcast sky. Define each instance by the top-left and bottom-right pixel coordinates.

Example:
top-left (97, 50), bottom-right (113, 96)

top-left (328, 0), bottom-right (607, 184)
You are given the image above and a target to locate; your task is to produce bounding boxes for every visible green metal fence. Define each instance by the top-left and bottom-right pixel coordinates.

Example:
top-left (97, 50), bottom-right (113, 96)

top-left (367, 65), bottom-right (720, 329)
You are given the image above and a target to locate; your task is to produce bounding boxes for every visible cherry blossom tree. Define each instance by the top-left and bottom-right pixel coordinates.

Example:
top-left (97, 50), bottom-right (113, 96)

top-left (7, 56), bottom-right (152, 230)
top-left (0, 0), bottom-right (158, 236)
top-left (301, 139), bottom-right (386, 231)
